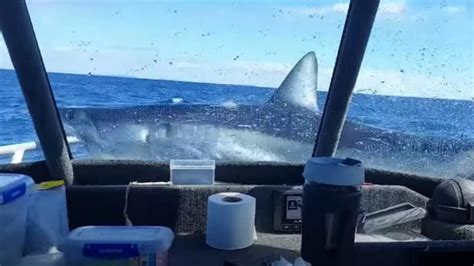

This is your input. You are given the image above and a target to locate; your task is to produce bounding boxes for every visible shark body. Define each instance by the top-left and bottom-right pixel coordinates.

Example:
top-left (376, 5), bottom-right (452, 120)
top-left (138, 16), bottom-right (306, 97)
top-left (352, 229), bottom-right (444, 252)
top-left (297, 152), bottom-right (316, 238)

top-left (59, 52), bottom-right (473, 174)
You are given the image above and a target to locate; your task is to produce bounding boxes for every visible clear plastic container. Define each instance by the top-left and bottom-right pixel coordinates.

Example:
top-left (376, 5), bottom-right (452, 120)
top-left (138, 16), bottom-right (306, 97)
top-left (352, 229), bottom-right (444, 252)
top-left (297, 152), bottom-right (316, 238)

top-left (62, 226), bottom-right (174, 266)
top-left (24, 181), bottom-right (69, 255)
top-left (170, 160), bottom-right (215, 185)
top-left (0, 174), bottom-right (34, 266)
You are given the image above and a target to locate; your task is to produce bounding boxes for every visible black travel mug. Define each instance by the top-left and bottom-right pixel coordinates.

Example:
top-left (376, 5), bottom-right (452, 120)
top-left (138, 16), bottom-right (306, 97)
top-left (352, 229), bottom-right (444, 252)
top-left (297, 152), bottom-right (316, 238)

top-left (301, 157), bottom-right (364, 266)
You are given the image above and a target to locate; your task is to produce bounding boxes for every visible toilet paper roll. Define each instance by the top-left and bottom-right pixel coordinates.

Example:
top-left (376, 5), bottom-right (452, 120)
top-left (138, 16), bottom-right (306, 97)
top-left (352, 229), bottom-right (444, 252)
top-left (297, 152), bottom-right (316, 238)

top-left (206, 192), bottom-right (256, 250)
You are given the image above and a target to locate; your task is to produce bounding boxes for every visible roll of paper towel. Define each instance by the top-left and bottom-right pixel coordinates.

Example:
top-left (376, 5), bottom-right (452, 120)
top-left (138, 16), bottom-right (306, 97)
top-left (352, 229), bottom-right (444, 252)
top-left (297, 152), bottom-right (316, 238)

top-left (206, 192), bottom-right (256, 250)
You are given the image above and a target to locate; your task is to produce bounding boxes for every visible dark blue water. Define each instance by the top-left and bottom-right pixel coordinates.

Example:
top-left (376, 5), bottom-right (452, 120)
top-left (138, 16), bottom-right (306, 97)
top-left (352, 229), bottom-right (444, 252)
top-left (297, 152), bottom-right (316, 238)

top-left (0, 69), bottom-right (473, 175)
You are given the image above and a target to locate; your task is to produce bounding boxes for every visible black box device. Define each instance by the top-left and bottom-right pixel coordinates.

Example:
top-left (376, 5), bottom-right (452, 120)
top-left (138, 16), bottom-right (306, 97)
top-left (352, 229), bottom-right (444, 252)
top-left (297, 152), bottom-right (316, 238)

top-left (273, 188), bottom-right (303, 233)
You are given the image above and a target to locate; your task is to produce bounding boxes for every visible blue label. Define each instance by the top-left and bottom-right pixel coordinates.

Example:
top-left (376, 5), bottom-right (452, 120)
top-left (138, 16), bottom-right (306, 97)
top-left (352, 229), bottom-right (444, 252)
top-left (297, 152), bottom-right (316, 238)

top-left (2, 183), bottom-right (26, 204)
top-left (83, 243), bottom-right (140, 258)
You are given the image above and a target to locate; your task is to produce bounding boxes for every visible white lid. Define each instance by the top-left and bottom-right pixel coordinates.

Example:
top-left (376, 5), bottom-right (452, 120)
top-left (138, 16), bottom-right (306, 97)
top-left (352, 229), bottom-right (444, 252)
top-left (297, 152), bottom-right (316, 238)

top-left (303, 157), bottom-right (364, 186)
top-left (170, 159), bottom-right (215, 170)
top-left (66, 226), bottom-right (174, 253)
top-left (0, 174), bottom-right (34, 204)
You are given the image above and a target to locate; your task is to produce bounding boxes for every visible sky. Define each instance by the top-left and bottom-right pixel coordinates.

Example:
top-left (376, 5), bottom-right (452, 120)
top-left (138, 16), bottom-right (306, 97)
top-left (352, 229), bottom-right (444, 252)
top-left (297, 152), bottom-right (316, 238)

top-left (0, 0), bottom-right (473, 100)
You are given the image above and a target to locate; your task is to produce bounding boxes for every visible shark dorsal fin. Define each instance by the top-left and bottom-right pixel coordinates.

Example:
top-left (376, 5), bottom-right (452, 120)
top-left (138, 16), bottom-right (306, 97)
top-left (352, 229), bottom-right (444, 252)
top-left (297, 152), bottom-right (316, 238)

top-left (267, 52), bottom-right (318, 111)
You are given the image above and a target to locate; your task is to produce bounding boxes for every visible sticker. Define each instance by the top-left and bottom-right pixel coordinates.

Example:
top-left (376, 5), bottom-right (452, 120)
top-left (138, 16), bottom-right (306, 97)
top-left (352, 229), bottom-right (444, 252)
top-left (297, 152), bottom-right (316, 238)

top-left (286, 195), bottom-right (302, 220)
top-left (82, 244), bottom-right (164, 265)
top-left (1, 183), bottom-right (26, 204)
top-left (83, 244), bottom-right (140, 259)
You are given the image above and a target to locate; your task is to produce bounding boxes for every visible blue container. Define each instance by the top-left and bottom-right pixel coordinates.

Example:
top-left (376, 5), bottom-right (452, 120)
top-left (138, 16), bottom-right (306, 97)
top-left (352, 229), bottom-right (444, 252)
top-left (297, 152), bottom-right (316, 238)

top-left (0, 174), bottom-right (34, 266)
top-left (62, 226), bottom-right (174, 266)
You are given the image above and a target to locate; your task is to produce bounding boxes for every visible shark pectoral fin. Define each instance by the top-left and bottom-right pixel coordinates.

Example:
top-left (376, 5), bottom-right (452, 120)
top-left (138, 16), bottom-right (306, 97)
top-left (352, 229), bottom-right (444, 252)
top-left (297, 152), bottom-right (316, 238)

top-left (267, 51), bottom-right (318, 111)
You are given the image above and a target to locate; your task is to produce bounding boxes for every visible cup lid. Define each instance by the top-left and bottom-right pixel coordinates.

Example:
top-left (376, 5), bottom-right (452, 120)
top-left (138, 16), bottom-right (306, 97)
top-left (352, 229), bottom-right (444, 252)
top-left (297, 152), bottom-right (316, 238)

top-left (303, 157), bottom-right (364, 186)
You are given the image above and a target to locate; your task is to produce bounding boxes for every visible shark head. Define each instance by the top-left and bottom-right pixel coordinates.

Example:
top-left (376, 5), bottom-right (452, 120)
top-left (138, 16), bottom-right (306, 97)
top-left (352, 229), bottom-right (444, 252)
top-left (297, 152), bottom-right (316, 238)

top-left (267, 51), bottom-right (318, 111)
top-left (61, 109), bottom-right (99, 143)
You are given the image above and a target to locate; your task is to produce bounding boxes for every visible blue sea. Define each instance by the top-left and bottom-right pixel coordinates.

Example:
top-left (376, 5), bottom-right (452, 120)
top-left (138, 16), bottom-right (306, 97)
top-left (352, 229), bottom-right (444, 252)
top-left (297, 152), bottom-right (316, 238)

top-left (0, 69), bottom-right (472, 177)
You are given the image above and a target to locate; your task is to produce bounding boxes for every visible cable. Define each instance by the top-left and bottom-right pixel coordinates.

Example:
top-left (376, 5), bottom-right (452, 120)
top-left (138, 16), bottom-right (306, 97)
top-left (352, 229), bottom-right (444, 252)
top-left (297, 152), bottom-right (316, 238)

top-left (123, 182), bottom-right (134, 226)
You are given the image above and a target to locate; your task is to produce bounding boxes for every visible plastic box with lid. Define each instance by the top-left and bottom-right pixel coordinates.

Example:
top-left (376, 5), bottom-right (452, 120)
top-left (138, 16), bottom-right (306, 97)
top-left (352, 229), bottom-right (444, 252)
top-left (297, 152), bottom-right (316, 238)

top-left (0, 174), bottom-right (35, 266)
top-left (170, 159), bottom-right (215, 185)
top-left (62, 226), bottom-right (174, 266)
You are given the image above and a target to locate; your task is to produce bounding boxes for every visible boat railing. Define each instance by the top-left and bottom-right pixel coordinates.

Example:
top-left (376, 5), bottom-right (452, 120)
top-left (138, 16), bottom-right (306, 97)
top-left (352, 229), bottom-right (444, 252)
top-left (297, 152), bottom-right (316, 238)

top-left (0, 136), bottom-right (79, 164)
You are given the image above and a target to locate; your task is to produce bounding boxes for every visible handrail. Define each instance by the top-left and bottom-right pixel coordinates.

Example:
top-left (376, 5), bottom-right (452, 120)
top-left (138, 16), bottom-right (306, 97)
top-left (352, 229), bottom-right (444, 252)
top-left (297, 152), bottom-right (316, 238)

top-left (0, 136), bottom-right (79, 164)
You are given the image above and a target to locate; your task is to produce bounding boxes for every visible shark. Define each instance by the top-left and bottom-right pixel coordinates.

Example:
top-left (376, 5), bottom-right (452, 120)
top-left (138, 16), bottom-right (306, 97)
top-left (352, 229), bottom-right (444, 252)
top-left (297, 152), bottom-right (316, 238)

top-left (59, 52), bottom-right (473, 176)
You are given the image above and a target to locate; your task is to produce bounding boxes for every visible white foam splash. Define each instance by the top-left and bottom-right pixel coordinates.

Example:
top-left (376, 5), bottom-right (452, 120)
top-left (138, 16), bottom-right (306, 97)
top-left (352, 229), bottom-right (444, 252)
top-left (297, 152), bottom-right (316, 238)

top-left (220, 100), bottom-right (239, 109)
top-left (171, 97), bottom-right (184, 104)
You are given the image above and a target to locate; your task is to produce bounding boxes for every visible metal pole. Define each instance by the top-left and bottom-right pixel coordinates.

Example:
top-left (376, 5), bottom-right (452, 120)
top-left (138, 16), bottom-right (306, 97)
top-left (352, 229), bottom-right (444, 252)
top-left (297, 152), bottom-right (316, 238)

top-left (313, 0), bottom-right (380, 157)
top-left (0, 0), bottom-right (74, 184)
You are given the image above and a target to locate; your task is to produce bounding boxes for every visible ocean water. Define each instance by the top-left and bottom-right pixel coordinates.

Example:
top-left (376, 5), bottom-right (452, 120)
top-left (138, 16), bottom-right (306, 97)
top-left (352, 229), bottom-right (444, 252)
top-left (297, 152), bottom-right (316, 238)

top-left (0, 69), bottom-right (472, 177)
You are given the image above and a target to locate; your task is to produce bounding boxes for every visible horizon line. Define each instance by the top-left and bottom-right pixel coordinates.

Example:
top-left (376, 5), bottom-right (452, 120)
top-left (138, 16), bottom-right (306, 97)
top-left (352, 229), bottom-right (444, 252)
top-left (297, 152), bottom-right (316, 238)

top-left (0, 68), bottom-right (471, 102)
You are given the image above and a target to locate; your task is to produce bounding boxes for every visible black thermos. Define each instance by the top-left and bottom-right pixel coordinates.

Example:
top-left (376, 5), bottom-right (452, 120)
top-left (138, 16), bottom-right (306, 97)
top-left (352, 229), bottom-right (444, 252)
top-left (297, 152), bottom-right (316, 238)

top-left (301, 157), bottom-right (364, 266)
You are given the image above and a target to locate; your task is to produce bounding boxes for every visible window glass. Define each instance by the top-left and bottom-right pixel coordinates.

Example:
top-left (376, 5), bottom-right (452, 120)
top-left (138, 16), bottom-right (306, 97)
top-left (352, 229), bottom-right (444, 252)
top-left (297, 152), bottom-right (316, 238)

top-left (0, 36), bottom-right (46, 164)
top-left (23, 0), bottom-right (472, 178)
top-left (336, 0), bottom-right (473, 178)
top-left (26, 0), bottom-right (348, 161)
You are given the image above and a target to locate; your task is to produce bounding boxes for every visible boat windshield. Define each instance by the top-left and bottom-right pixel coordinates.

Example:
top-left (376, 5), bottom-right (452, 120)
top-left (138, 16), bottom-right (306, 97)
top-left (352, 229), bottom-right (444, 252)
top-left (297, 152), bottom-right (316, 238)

top-left (0, 0), bottom-right (472, 178)
top-left (334, 0), bottom-right (473, 178)
top-left (0, 44), bottom-right (46, 163)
